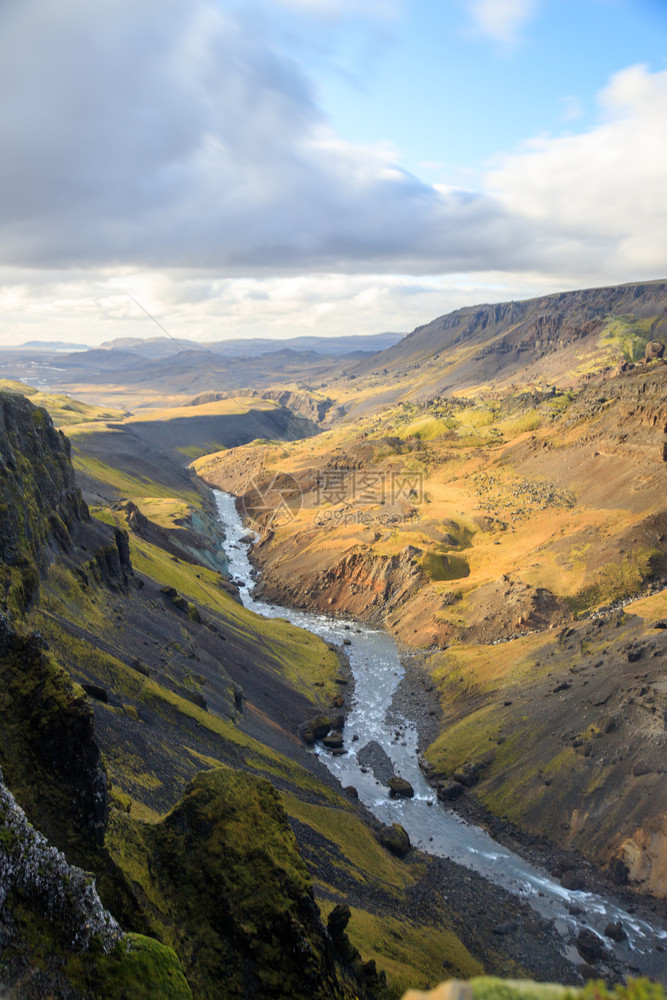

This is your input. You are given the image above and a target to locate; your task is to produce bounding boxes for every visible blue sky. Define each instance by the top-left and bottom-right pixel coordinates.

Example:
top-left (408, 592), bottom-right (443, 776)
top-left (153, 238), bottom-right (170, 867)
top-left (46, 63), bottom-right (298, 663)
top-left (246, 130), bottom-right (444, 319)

top-left (0, 0), bottom-right (666, 345)
top-left (306, 0), bottom-right (667, 178)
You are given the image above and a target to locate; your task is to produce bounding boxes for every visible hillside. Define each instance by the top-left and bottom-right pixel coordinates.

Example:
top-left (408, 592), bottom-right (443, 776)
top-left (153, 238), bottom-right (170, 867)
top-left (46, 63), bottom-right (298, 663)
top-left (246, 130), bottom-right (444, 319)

top-left (0, 389), bottom-right (590, 998)
top-left (325, 280), bottom-right (667, 418)
top-left (194, 289), bottom-right (667, 902)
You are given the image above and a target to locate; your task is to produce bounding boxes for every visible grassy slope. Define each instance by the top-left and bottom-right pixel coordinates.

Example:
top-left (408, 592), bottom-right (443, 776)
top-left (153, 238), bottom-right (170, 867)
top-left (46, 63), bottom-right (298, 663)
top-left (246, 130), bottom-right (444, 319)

top-left (7, 389), bottom-right (501, 997)
top-left (194, 362), bottom-right (667, 894)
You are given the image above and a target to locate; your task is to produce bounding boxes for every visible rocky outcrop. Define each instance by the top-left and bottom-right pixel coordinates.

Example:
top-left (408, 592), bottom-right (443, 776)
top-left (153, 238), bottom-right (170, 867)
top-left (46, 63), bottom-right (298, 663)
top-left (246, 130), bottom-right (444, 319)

top-left (0, 764), bottom-right (120, 952)
top-left (0, 764), bottom-right (192, 1000)
top-left (125, 768), bottom-right (351, 1000)
top-left (0, 611), bottom-right (108, 855)
top-left (257, 544), bottom-right (427, 625)
top-left (0, 391), bottom-right (88, 568)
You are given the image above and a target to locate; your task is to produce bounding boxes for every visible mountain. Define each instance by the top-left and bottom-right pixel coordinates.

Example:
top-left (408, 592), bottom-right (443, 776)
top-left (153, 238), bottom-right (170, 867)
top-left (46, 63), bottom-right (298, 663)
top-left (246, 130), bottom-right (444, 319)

top-left (100, 332), bottom-right (405, 359)
top-left (335, 279), bottom-right (667, 417)
top-left (17, 340), bottom-right (90, 352)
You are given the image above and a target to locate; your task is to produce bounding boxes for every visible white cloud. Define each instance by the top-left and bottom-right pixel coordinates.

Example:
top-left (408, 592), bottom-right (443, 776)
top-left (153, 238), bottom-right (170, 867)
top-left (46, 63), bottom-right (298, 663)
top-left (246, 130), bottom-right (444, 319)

top-left (467, 0), bottom-right (538, 43)
top-left (269, 0), bottom-right (402, 18)
top-left (0, 2), bottom-right (666, 349)
top-left (487, 64), bottom-right (667, 275)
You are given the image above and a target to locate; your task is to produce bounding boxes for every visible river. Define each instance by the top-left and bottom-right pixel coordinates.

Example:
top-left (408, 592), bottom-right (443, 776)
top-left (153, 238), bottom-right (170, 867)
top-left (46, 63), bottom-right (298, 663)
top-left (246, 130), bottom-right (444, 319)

top-left (213, 489), bottom-right (667, 980)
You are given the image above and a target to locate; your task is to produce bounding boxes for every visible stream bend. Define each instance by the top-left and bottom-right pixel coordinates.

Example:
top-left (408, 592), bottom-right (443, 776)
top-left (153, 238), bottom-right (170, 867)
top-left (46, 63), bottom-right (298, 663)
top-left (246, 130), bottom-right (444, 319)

top-left (213, 489), bottom-right (667, 977)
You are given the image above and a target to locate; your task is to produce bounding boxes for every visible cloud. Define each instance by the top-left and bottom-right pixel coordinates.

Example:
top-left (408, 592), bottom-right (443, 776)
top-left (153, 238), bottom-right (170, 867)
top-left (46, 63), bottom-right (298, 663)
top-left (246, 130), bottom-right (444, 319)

top-left (0, 1), bottom-right (665, 292)
top-left (487, 64), bottom-right (667, 275)
top-left (0, 0), bottom-right (520, 275)
top-left (269, 0), bottom-right (402, 18)
top-left (0, 267), bottom-right (581, 346)
top-left (467, 0), bottom-right (538, 43)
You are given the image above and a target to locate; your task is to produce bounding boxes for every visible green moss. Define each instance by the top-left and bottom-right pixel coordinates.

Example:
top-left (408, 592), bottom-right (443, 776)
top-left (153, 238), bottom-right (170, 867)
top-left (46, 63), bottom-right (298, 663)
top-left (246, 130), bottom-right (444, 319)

top-left (599, 315), bottom-right (655, 363)
top-left (281, 793), bottom-right (418, 891)
top-left (69, 934), bottom-right (193, 999)
top-left (421, 552), bottom-right (470, 582)
top-left (329, 906), bottom-right (482, 1000)
top-left (470, 979), bottom-right (570, 1000)
top-left (107, 769), bottom-right (347, 1000)
top-left (72, 451), bottom-right (200, 504)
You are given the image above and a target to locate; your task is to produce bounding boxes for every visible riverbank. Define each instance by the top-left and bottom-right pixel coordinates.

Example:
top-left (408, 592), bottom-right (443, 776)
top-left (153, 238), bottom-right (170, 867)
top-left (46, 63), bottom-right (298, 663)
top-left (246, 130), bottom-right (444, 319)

top-left (388, 646), bottom-right (667, 985)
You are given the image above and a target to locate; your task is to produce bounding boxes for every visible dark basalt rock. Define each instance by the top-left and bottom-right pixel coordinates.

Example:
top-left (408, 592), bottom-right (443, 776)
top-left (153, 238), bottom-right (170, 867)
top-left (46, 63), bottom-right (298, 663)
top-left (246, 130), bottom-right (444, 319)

top-left (453, 763), bottom-right (479, 787)
top-left (377, 823), bottom-right (411, 857)
top-left (604, 920), bottom-right (627, 942)
top-left (436, 779), bottom-right (464, 801)
top-left (576, 927), bottom-right (610, 964)
top-left (607, 856), bottom-right (630, 885)
top-left (560, 869), bottom-right (586, 891)
top-left (298, 714), bottom-right (332, 745)
top-left (387, 776), bottom-right (414, 799)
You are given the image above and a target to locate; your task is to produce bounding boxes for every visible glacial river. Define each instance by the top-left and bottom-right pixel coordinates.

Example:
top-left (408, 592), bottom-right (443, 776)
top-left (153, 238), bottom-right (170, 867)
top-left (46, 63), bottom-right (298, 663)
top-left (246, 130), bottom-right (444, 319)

top-left (214, 489), bottom-right (667, 980)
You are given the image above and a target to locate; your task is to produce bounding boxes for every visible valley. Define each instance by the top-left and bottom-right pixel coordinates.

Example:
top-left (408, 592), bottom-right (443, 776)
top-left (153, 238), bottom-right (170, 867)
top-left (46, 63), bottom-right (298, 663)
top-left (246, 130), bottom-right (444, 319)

top-left (0, 279), bottom-right (666, 998)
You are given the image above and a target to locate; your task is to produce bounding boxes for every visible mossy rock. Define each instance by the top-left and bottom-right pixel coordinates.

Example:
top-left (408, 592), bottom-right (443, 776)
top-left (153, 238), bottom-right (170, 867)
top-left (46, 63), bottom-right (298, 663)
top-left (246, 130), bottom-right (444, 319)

top-left (377, 823), bottom-right (411, 858)
top-left (109, 768), bottom-right (348, 1000)
top-left (82, 933), bottom-right (193, 1000)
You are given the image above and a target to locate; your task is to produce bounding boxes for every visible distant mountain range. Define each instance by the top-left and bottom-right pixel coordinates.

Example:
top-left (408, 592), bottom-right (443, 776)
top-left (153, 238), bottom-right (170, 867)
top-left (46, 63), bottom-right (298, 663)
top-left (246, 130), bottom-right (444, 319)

top-left (19, 340), bottom-right (90, 352)
top-left (97, 332), bottom-right (404, 359)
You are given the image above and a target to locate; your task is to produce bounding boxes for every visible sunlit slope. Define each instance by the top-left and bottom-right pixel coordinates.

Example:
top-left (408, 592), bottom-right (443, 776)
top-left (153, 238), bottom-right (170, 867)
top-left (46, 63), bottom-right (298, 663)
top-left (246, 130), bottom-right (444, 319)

top-left (195, 362), bottom-right (666, 647)
top-left (324, 280), bottom-right (667, 418)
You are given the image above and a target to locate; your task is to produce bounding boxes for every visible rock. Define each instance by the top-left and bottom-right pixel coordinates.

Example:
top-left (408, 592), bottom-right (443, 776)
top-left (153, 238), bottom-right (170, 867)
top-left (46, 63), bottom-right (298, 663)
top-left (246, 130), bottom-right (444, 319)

top-left (608, 856), bottom-right (629, 886)
top-left (492, 920), bottom-right (516, 935)
top-left (561, 869), bottom-right (586, 891)
top-left (388, 776), bottom-right (415, 798)
top-left (377, 823), bottom-right (411, 857)
top-left (298, 724), bottom-right (316, 746)
top-left (309, 715), bottom-right (331, 739)
top-left (576, 927), bottom-right (610, 964)
top-left (322, 732), bottom-right (343, 749)
top-left (604, 920), bottom-right (627, 942)
top-left (632, 761), bottom-right (652, 777)
top-left (436, 780), bottom-right (464, 801)
top-left (298, 714), bottom-right (331, 744)
top-left (81, 683), bottom-right (108, 703)
top-left (644, 340), bottom-right (665, 361)
top-left (579, 964), bottom-right (599, 981)
top-left (453, 763), bottom-right (479, 787)
top-left (343, 639), bottom-right (352, 646)
top-left (653, 619), bottom-right (667, 629)
top-left (327, 902), bottom-right (351, 939)
top-left (343, 785), bottom-right (358, 798)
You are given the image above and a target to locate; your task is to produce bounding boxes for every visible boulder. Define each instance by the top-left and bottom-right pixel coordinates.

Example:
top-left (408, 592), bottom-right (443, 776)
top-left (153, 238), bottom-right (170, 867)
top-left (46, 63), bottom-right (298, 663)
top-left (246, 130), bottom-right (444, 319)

top-left (607, 856), bottom-right (629, 886)
top-left (453, 763), bottom-right (479, 787)
top-left (298, 714), bottom-right (331, 745)
top-left (560, 869), bottom-right (586, 891)
top-left (388, 776), bottom-right (415, 799)
top-left (377, 823), bottom-right (411, 857)
top-left (322, 732), bottom-right (343, 749)
top-left (327, 902), bottom-right (351, 939)
top-left (576, 927), bottom-right (610, 964)
top-left (644, 340), bottom-right (665, 361)
top-left (604, 920), bottom-right (627, 942)
top-left (436, 780), bottom-right (464, 802)
top-left (308, 715), bottom-right (332, 739)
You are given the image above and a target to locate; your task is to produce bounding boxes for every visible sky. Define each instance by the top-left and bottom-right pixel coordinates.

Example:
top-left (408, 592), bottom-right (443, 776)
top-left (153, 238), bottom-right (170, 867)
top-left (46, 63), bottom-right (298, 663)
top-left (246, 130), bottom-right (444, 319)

top-left (0, 0), bottom-right (666, 346)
